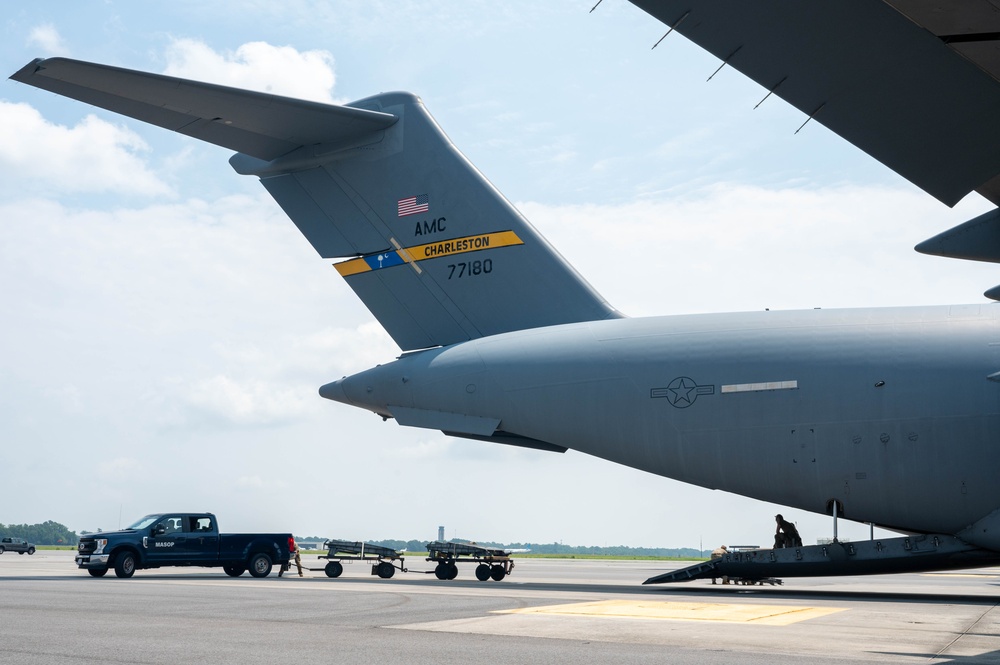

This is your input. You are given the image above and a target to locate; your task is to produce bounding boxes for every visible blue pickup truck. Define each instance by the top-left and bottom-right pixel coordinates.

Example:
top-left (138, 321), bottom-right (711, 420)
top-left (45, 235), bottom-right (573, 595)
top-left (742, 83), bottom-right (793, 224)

top-left (75, 513), bottom-right (294, 579)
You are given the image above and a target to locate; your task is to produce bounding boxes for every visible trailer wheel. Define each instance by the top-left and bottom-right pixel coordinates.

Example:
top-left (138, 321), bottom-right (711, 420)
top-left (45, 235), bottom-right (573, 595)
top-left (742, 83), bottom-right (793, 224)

top-left (114, 551), bottom-right (137, 578)
top-left (223, 564), bottom-right (245, 577)
top-left (446, 563), bottom-right (459, 580)
top-left (376, 562), bottom-right (395, 579)
top-left (434, 563), bottom-right (449, 580)
top-left (490, 565), bottom-right (506, 581)
top-left (325, 561), bottom-right (343, 578)
top-left (248, 553), bottom-right (272, 578)
top-left (88, 567), bottom-right (109, 577)
top-left (475, 564), bottom-right (491, 581)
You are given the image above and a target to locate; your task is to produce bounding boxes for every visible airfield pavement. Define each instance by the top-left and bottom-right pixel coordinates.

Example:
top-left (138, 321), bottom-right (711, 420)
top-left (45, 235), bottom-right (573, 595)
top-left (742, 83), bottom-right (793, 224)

top-left (2, 550), bottom-right (1000, 664)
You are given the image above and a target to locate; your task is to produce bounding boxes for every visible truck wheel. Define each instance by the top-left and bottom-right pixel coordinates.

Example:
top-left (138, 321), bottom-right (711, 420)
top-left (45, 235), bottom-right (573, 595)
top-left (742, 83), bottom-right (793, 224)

top-left (88, 567), bottom-right (109, 577)
top-left (376, 562), bottom-right (395, 579)
top-left (114, 552), bottom-right (137, 578)
top-left (325, 561), bottom-right (343, 578)
top-left (0, 546), bottom-right (5, 554)
top-left (27, 547), bottom-right (35, 555)
top-left (248, 553), bottom-right (272, 578)
top-left (475, 564), bottom-right (491, 581)
top-left (19, 551), bottom-right (25, 555)
top-left (223, 564), bottom-right (245, 577)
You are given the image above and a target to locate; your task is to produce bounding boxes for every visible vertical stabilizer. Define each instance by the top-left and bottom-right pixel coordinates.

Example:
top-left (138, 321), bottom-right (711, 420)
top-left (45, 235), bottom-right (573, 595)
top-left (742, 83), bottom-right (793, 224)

top-left (231, 92), bottom-right (621, 350)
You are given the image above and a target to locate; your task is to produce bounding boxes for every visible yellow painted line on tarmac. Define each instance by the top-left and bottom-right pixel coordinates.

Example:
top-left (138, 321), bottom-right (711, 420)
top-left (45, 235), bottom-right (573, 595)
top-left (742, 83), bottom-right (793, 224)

top-left (497, 600), bottom-right (846, 626)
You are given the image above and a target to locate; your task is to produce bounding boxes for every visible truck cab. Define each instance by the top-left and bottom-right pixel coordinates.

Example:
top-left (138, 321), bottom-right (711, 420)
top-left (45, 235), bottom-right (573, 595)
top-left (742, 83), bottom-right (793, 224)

top-left (140, 514), bottom-right (221, 565)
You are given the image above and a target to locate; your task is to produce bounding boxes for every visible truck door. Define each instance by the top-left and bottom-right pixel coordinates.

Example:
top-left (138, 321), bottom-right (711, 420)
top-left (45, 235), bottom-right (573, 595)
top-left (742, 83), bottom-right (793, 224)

top-left (144, 515), bottom-right (189, 564)
top-left (182, 515), bottom-right (220, 563)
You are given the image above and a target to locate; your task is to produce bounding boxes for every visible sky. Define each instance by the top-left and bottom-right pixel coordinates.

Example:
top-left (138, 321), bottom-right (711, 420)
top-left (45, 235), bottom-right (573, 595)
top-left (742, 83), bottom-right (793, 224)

top-left (2, 1), bottom-right (997, 551)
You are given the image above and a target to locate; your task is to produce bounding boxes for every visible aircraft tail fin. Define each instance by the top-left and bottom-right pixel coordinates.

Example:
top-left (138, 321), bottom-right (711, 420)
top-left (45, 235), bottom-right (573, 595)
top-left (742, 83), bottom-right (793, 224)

top-left (11, 57), bottom-right (622, 350)
top-left (231, 91), bottom-right (622, 350)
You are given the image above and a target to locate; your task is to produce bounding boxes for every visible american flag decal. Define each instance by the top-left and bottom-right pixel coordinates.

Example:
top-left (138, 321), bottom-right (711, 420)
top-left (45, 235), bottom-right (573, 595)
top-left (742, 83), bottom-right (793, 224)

top-left (397, 194), bottom-right (429, 217)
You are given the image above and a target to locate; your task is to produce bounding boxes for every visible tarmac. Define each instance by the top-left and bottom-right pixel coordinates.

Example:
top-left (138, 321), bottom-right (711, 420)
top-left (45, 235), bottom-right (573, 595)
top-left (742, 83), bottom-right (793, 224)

top-left (2, 550), bottom-right (999, 664)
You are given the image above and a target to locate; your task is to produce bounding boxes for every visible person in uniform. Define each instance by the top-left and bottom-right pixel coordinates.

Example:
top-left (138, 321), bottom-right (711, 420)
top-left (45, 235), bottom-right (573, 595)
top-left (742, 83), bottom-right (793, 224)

top-left (775, 514), bottom-right (802, 548)
top-left (293, 541), bottom-right (303, 577)
top-left (710, 545), bottom-right (729, 584)
top-left (279, 539), bottom-right (305, 577)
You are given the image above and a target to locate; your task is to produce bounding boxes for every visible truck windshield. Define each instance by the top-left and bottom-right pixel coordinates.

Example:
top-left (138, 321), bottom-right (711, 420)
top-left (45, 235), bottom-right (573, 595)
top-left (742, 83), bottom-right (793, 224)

top-left (126, 515), bottom-right (160, 530)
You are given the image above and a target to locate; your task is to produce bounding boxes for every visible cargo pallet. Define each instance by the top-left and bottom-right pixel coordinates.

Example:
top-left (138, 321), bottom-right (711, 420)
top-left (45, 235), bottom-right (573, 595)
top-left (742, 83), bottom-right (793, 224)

top-left (305, 539), bottom-right (516, 582)
top-left (424, 540), bottom-right (514, 581)
top-left (308, 539), bottom-right (407, 579)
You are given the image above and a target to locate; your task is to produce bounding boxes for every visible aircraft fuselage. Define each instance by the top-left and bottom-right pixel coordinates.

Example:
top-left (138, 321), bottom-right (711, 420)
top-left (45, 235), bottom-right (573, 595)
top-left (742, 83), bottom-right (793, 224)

top-left (325, 304), bottom-right (1000, 544)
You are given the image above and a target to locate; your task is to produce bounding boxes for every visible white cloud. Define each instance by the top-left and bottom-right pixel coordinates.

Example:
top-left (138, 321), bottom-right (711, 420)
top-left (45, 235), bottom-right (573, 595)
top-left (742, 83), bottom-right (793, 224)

top-left (181, 375), bottom-right (312, 427)
top-left (26, 24), bottom-right (67, 55)
top-left (235, 475), bottom-right (288, 491)
top-left (292, 322), bottom-right (397, 378)
top-left (98, 457), bottom-right (146, 482)
top-left (521, 184), bottom-right (997, 317)
top-left (0, 191), bottom-right (389, 437)
top-left (390, 434), bottom-right (456, 461)
top-left (162, 39), bottom-right (339, 104)
top-left (0, 102), bottom-right (170, 197)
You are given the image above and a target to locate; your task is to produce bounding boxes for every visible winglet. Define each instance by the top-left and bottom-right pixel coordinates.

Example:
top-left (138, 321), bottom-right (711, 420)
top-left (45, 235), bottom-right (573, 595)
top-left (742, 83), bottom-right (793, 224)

top-left (9, 58), bottom-right (46, 82)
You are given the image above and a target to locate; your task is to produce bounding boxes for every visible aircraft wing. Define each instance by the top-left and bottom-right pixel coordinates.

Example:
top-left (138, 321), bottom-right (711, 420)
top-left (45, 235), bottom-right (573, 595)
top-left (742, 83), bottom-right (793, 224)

top-left (627, 0), bottom-right (1000, 208)
top-left (9, 57), bottom-right (398, 161)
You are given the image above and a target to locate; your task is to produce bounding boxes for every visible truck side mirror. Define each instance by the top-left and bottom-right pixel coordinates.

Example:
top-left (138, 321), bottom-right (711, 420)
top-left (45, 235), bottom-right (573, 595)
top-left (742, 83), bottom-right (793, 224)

top-left (154, 525), bottom-right (165, 536)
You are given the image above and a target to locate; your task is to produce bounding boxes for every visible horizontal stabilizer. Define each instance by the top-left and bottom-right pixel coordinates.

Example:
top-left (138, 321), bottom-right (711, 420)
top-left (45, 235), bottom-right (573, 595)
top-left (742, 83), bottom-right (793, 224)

top-left (9, 57), bottom-right (397, 160)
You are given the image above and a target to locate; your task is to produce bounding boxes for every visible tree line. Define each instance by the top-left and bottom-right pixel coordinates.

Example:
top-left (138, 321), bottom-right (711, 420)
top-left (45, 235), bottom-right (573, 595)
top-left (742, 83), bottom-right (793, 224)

top-left (296, 536), bottom-right (701, 558)
top-left (0, 525), bottom-right (702, 555)
top-left (0, 521), bottom-right (78, 546)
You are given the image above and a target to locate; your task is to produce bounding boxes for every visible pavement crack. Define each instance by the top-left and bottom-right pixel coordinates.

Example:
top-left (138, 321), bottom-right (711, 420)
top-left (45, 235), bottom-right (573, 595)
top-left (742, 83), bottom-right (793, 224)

top-left (929, 601), bottom-right (999, 662)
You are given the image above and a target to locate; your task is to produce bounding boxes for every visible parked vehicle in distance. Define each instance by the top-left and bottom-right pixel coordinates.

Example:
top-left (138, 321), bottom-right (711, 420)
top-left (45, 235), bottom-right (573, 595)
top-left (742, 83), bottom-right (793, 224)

top-left (75, 513), bottom-right (295, 579)
top-left (0, 537), bottom-right (36, 555)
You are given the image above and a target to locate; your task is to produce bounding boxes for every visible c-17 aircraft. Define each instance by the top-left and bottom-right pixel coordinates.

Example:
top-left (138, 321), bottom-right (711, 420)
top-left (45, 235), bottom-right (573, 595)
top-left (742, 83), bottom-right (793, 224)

top-left (10, 1), bottom-right (1000, 583)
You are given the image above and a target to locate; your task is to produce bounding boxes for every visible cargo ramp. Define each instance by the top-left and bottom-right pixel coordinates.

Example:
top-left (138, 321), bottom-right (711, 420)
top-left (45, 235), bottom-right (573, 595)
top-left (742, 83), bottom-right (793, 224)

top-left (645, 534), bottom-right (1000, 584)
